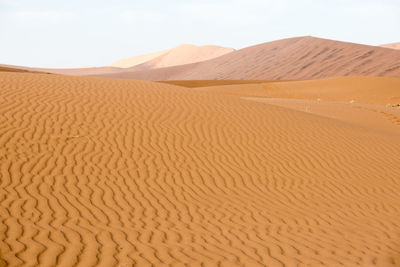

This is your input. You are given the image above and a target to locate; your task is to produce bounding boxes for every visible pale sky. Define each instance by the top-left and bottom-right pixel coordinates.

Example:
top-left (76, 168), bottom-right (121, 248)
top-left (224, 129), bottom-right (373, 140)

top-left (0, 0), bottom-right (399, 68)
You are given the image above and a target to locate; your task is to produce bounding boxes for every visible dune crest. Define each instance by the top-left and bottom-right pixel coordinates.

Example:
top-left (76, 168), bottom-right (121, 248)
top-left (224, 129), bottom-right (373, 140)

top-left (380, 42), bottom-right (400, 50)
top-left (188, 76), bottom-right (400, 106)
top-left (110, 44), bottom-right (234, 69)
top-left (109, 48), bottom-right (173, 68)
top-left (98, 36), bottom-right (400, 80)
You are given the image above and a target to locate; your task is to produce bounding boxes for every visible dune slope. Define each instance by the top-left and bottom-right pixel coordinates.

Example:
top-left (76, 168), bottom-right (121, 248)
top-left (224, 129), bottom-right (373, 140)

top-left (109, 48), bottom-right (172, 68)
top-left (111, 44), bottom-right (234, 70)
top-left (129, 44), bottom-right (235, 70)
top-left (196, 76), bottom-right (400, 105)
top-left (1, 73), bottom-right (400, 266)
top-left (4, 45), bottom-right (234, 76)
top-left (380, 42), bottom-right (400, 50)
top-left (0, 64), bottom-right (125, 76)
top-left (99, 36), bottom-right (400, 80)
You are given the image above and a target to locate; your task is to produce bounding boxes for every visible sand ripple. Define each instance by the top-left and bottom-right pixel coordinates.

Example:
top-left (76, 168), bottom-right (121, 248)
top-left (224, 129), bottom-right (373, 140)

top-left (1, 73), bottom-right (400, 266)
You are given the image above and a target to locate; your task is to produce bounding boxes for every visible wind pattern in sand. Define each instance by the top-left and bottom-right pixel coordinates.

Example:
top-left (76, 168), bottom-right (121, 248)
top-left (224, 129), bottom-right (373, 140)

top-left (1, 73), bottom-right (400, 266)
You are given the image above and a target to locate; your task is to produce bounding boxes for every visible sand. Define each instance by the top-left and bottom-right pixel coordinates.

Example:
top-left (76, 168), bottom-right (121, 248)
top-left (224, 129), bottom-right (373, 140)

top-left (0, 66), bottom-right (48, 74)
top-left (129, 44), bottom-right (234, 70)
top-left (161, 80), bottom-right (274, 88)
top-left (97, 36), bottom-right (400, 81)
top-left (111, 44), bottom-right (234, 70)
top-left (109, 48), bottom-right (173, 68)
top-left (0, 64), bottom-right (125, 76)
top-left (6, 37), bottom-right (400, 80)
top-left (193, 76), bottom-right (400, 106)
top-left (111, 44), bottom-right (235, 71)
top-left (380, 42), bottom-right (400, 50)
top-left (3, 45), bottom-right (234, 77)
top-left (1, 72), bottom-right (400, 266)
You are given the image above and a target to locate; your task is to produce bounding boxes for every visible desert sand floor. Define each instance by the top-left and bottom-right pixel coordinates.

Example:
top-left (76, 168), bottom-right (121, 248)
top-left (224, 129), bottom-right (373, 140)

top-left (1, 73), bottom-right (400, 266)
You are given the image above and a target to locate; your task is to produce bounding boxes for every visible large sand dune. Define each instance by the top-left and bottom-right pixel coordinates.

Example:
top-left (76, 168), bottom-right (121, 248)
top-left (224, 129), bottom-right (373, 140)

top-left (1, 72), bottom-right (400, 266)
top-left (5, 37), bottom-right (400, 80)
top-left (98, 36), bottom-right (400, 80)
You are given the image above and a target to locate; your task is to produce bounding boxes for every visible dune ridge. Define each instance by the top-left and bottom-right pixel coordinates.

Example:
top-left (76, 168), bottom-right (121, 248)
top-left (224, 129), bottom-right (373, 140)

top-left (111, 44), bottom-right (234, 70)
top-left (0, 66), bottom-right (48, 74)
top-left (2, 44), bottom-right (234, 77)
top-left (1, 72), bottom-right (400, 266)
top-left (98, 36), bottom-right (400, 81)
top-left (109, 48), bottom-right (173, 68)
top-left (129, 44), bottom-right (235, 70)
top-left (380, 42), bottom-right (400, 50)
top-left (190, 76), bottom-right (400, 106)
top-left (0, 64), bottom-right (125, 76)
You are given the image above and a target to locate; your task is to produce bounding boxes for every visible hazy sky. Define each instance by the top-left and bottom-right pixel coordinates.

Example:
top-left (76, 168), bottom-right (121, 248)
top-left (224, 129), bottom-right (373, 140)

top-left (1, 0), bottom-right (399, 68)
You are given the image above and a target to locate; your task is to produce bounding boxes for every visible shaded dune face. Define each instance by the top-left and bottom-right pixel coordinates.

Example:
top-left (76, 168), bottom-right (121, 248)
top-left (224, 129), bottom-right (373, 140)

top-left (98, 36), bottom-right (400, 81)
top-left (1, 72), bottom-right (400, 266)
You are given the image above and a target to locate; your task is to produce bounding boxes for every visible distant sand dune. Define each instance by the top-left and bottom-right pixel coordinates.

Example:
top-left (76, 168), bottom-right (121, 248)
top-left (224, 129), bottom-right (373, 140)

top-left (99, 36), bottom-right (400, 80)
top-left (1, 73), bottom-right (400, 266)
top-left (380, 42), bottom-right (400, 50)
top-left (111, 44), bottom-right (234, 69)
top-left (0, 64), bottom-right (124, 76)
top-left (161, 80), bottom-right (275, 87)
top-left (1, 44), bottom-right (234, 77)
top-left (109, 48), bottom-right (173, 68)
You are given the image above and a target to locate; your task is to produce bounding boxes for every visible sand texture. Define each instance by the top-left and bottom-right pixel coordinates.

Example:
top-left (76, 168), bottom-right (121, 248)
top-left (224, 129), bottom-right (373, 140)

top-left (97, 36), bottom-right (400, 81)
top-left (1, 72), bottom-right (400, 266)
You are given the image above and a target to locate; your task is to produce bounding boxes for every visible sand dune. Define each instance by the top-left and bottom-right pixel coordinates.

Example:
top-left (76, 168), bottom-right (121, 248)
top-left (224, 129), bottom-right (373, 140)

top-left (1, 44), bottom-right (234, 77)
top-left (245, 97), bottom-right (400, 134)
top-left (109, 48), bottom-right (172, 68)
top-left (129, 44), bottom-right (235, 70)
top-left (5, 37), bottom-right (400, 80)
top-left (193, 76), bottom-right (400, 106)
top-left (111, 44), bottom-right (234, 70)
top-left (98, 36), bottom-right (400, 81)
top-left (380, 42), bottom-right (400, 50)
top-left (0, 66), bottom-right (49, 74)
top-left (161, 80), bottom-right (273, 88)
top-left (0, 63), bottom-right (125, 76)
top-left (28, 66), bottom-right (124, 76)
top-left (1, 72), bottom-right (400, 266)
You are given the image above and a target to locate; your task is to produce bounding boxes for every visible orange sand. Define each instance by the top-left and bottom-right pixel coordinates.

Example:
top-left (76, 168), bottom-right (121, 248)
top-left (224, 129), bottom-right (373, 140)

top-left (1, 72), bottom-right (400, 266)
